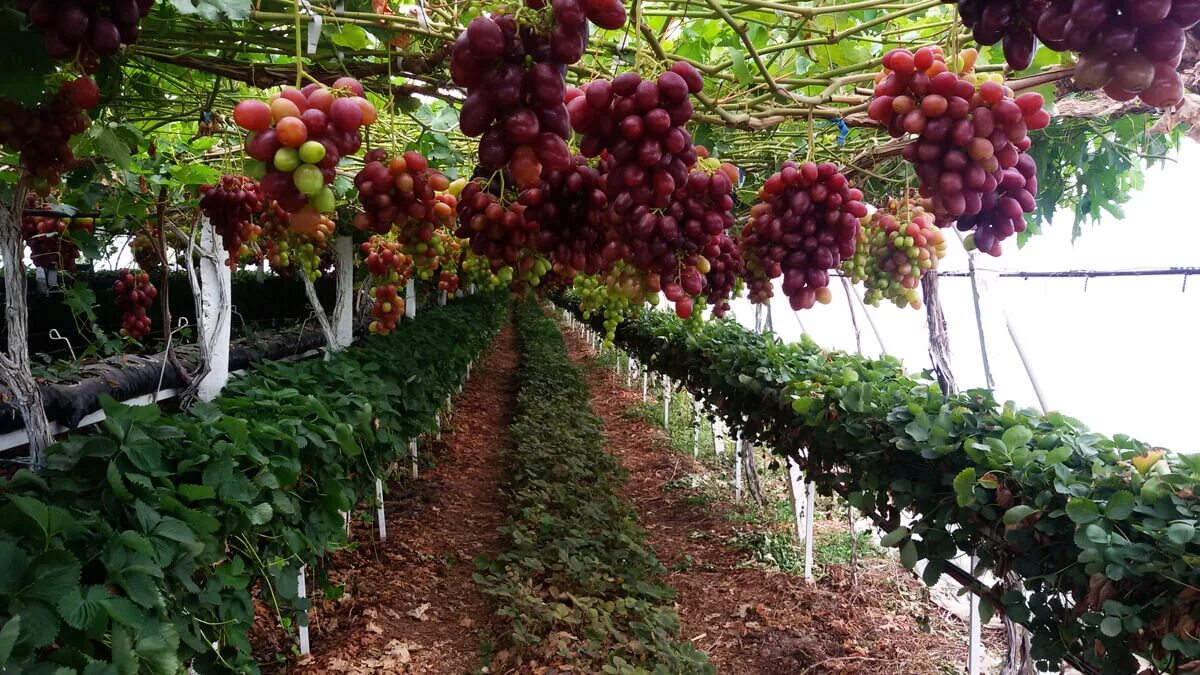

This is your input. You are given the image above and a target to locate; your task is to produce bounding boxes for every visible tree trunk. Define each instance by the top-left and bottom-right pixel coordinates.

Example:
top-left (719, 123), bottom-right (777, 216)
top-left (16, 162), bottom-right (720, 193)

top-left (196, 219), bottom-right (231, 401)
top-left (921, 271), bottom-right (956, 396)
top-left (301, 271), bottom-right (336, 353)
top-left (742, 441), bottom-right (765, 506)
top-left (0, 181), bottom-right (55, 463)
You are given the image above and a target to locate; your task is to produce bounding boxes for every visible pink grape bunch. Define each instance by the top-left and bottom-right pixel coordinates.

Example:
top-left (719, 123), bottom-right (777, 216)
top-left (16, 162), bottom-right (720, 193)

top-left (113, 269), bottom-right (156, 341)
top-left (233, 78), bottom-right (376, 226)
top-left (199, 175), bottom-right (264, 269)
top-left (942, 0), bottom-right (1196, 107)
top-left (843, 194), bottom-right (947, 309)
top-left (0, 77), bottom-right (99, 186)
top-left (352, 149), bottom-right (453, 236)
top-left (451, 0), bottom-right (626, 175)
top-left (525, 154), bottom-right (616, 278)
top-left (17, 0), bottom-right (154, 65)
top-left (739, 161), bottom-right (869, 311)
top-left (868, 47), bottom-right (1050, 256)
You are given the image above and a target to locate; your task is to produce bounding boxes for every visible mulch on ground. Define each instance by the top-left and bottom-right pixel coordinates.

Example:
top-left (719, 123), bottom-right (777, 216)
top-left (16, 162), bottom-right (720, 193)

top-left (250, 323), bottom-right (519, 674)
top-left (560, 324), bottom-right (985, 675)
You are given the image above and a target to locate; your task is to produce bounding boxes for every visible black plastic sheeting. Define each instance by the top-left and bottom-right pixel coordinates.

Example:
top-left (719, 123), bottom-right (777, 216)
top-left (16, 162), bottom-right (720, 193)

top-left (0, 327), bottom-right (328, 435)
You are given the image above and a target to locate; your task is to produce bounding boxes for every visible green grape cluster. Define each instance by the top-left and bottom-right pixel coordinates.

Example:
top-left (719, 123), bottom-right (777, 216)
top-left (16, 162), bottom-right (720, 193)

top-left (843, 194), bottom-right (947, 310)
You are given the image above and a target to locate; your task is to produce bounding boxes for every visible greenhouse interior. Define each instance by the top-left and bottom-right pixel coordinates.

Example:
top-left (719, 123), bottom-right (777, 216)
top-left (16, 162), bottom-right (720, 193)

top-left (0, 0), bottom-right (1198, 673)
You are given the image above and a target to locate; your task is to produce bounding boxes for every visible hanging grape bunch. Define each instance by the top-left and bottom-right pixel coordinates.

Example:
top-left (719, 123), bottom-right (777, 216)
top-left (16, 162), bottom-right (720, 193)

top-left (942, 0), bottom-right (1195, 107)
top-left (17, 0), bottom-right (154, 64)
top-left (0, 77), bottom-right (99, 186)
top-left (450, 0), bottom-right (627, 173)
top-left (455, 173), bottom-right (545, 283)
top-left (573, 262), bottom-right (658, 343)
top-left (233, 78), bottom-right (375, 225)
top-left (362, 237), bottom-right (413, 335)
top-left (844, 194), bottom-right (948, 309)
top-left (567, 63), bottom-right (705, 216)
top-left (21, 207), bottom-right (93, 272)
top-left (460, 250), bottom-right (514, 291)
top-left (868, 46), bottom-right (1049, 255)
top-left (130, 229), bottom-right (162, 276)
top-left (353, 149), bottom-right (453, 235)
top-left (199, 175), bottom-right (264, 268)
top-left (702, 231), bottom-right (745, 318)
top-left (525, 154), bottom-right (615, 277)
top-left (113, 269), bottom-right (156, 341)
top-left (739, 161), bottom-right (869, 311)
top-left (260, 201), bottom-right (332, 278)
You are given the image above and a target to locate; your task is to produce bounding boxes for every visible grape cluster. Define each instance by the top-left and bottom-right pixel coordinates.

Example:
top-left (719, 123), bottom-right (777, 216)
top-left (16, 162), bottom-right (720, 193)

top-left (113, 269), bottom-right (156, 341)
top-left (131, 229), bottom-right (162, 275)
top-left (567, 63), bottom-right (704, 215)
top-left (362, 236), bottom-right (413, 335)
top-left (17, 0), bottom-right (153, 63)
top-left (451, 0), bottom-right (625, 172)
top-left (455, 176), bottom-right (536, 271)
top-left (943, 0), bottom-right (1195, 107)
top-left (409, 227), bottom-right (461, 282)
top-left (844, 194), bottom-right (947, 309)
top-left (0, 77), bottom-right (98, 184)
top-left (235, 78), bottom-right (375, 222)
top-left (260, 201), bottom-right (332, 277)
top-left (460, 250), bottom-right (513, 291)
top-left (199, 175), bottom-right (264, 268)
top-left (574, 263), bottom-right (656, 343)
top-left (353, 149), bottom-right (453, 235)
top-left (525, 155), bottom-right (615, 277)
top-left (869, 47), bottom-right (1049, 255)
top-left (739, 161), bottom-right (868, 311)
top-left (701, 231), bottom-right (745, 318)
top-left (21, 207), bottom-right (93, 272)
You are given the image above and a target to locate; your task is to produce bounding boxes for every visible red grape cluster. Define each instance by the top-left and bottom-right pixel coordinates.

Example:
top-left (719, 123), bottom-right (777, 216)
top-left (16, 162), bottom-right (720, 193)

top-left (739, 161), bottom-right (868, 311)
top-left (525, 155), bottom-right (616, 277)
top-left (868, 47), bottom-right (1049, 255)
top-left (234, 78), bottom-right (375, 222)
top-left (113, 269), bottom-right (156, 341)
top-left (199, 175), bottom-right (264, 268)
top-left (259, 201), bottom-right (331, 277)
top-left (353, 149), bottom-right (452, 235)
top-left (450, 0), bottom-right (627, 173)
top-left (701, 231), bottom-right (745, 318)
top-left (0, 77), bottom-right (98, 184)
top-left (567, 63), bottom-right (705, 216)
top-left (843, 194), bottom-right (947, 309)
top-left (438, 268), bottom-right (461, 295)
top-left (362, 236), bottom-right (413, 335)
top-left (17, 0), bottom-right (153, 63)
top-left (21, 206), bottom-right (93, 272)
top-left (455, 176), bottom-right (537, 272)
top-left (943, 0), bottom-right (1195, 107)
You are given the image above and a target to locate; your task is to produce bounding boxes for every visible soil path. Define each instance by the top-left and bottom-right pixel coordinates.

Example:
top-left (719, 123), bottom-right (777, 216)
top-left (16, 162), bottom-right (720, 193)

top-left (284, 322), bottom-right (518, 674)
top-left (559, 322), bottom-right (978, 675)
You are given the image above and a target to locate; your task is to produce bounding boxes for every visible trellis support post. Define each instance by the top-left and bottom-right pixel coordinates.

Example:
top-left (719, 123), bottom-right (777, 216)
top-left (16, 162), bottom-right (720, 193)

top-left (296, 566), bottom-right (310, 655)
top-left (376, 478), bottom-right (387, 541)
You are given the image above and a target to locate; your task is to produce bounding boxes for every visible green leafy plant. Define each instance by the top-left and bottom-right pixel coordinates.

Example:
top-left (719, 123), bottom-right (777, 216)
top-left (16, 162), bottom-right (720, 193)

top-left (474, 297), bottom-right (713, 674)
top-left (0, 292), bottom-right (506, 673)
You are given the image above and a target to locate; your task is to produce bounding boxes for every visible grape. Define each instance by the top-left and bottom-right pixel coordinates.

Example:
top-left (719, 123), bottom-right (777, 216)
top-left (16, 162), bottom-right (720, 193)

top-left (843, 193), bottom-right (947, 309)
top-left (0, 78), bottom-right (97, 185)
top-left (239, 80), bottom-right (374, 216)
top-left (20, 0), bottom-right (154, 65)
top-left (113, 269), bottom-right (156, 342)
top-left (199, 175), bottom-right (264, 268)
top-left (20, 197), bottom-right (93, 272)
top-left (130, 229), bottom-right (163, 276)
top-left (259, 201), bottom-right (333, 278)
top-left (869, 48), bottom-right (1048, 255)
top-left (361, 237), bottom-right (414, 335)
top-left (449, 0), bottom-right (627, 173)
top-left (942, 0), bottom-right (1191, 107)
top-left (526, 154), bottom-right (614, 277)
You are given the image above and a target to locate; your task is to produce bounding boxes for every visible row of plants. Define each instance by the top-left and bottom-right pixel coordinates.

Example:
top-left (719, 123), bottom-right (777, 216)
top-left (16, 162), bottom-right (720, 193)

top-left (557, 294), bottom-right (1200, 675)
top-left (474, 297), bottom-right (713, 673)
top-left (0, 291), bottom-right (507, 674)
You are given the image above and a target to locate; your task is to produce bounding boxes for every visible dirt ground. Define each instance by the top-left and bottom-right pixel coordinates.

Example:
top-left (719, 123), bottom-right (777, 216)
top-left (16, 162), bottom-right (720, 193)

top-left (559, 323), bottom-right (992, 675)
top-left (250, 323), bottom-right (518, 674)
